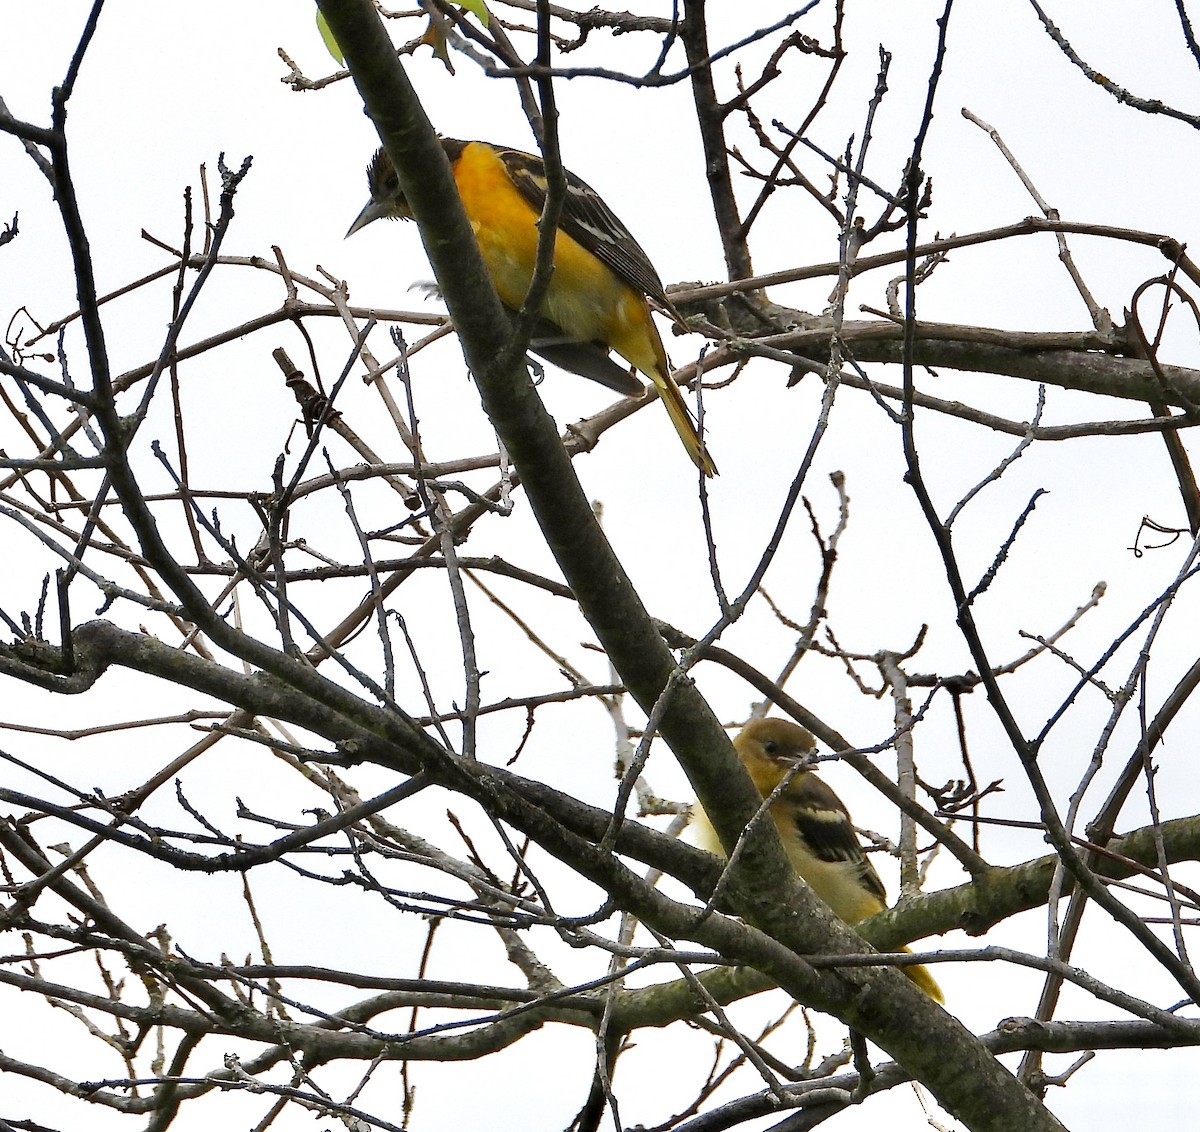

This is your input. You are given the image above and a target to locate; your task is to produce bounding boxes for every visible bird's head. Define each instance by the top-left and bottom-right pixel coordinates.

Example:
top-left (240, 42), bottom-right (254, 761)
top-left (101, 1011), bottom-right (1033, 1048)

top-left (733, 718), bottom-right (816, 796)
top-left (346, 147), bottom-right (408, 237)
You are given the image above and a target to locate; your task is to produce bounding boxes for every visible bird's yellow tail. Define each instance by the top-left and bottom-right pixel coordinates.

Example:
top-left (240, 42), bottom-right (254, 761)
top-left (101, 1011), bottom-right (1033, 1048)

top-left (896, 945), bottom-right (943, 1002)
top-left (647, 368), bottom-right (718, 477)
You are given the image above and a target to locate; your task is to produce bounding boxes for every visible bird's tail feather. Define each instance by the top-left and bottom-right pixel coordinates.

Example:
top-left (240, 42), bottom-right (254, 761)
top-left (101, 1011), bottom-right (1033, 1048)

top-left (897, 945), bottom-right (943, 1003)
top-left (648, 369), bottom-right (718, 477)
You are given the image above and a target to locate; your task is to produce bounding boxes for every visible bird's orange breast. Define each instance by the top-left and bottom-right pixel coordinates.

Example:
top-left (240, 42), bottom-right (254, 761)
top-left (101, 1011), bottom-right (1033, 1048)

top-left (451, 142), bottom-right (663, 377)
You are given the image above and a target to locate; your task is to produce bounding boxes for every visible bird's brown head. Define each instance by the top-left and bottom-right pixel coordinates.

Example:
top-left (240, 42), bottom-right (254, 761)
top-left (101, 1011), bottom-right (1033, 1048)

top-left (733, 718), bottom-right (816, 796)
top-left (346, 148), bottom-right (408, 237)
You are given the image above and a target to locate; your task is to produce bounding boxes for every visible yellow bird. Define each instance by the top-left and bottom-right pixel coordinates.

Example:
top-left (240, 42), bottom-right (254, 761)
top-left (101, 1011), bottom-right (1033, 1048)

top-left (691, 717), bottom-right (943, 1002)
top-left (347, 139), bottom-right (717, 476)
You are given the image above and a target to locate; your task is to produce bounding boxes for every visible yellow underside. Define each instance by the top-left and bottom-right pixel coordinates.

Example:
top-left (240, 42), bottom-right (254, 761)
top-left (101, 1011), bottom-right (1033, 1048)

top-left (450, 142), bottom-right (714, 476)
top-left (691, 801), bottom-right (943, 1002)
top-left (452, 142), bottom-right (666, 378)
top-left (778, 842), bottom-right (885, 925)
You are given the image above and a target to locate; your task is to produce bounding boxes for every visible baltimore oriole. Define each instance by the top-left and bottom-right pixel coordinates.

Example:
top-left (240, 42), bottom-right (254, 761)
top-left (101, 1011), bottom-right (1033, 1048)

top-left (347, 139), bottom-right (717, 476)
top-left (691, 717), bottom-right (943, 1002)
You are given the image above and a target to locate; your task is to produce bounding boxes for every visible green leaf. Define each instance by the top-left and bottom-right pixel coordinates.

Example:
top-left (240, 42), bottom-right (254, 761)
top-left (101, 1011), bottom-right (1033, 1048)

top-left (460, 0), bottom-right (490, 27)
top-left (316, 11), bottom-right (344, 65)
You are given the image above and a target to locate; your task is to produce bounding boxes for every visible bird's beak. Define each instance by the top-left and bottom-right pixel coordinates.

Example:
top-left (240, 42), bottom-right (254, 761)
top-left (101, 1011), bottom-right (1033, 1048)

top-left (345, 198), bottom-right (390, 238)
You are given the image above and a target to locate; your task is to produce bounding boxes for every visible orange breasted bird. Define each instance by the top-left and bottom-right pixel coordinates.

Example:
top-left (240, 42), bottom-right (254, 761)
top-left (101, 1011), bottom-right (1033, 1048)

top-left (347, 139), bottom-right (717, 476)
top-left (691, 717), bottom-right (943, 1002)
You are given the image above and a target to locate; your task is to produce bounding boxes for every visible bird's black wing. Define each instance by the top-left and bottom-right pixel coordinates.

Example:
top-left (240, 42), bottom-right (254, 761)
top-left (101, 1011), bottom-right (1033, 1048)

top-left (782, 775), bottom-right (889, 905)
top-left (496, 145), bottom-right (673, 310)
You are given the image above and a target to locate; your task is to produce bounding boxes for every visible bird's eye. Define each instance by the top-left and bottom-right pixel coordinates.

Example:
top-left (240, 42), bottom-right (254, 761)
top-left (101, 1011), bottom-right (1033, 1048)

top-left (763, 741), bottom-right (779, 756)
